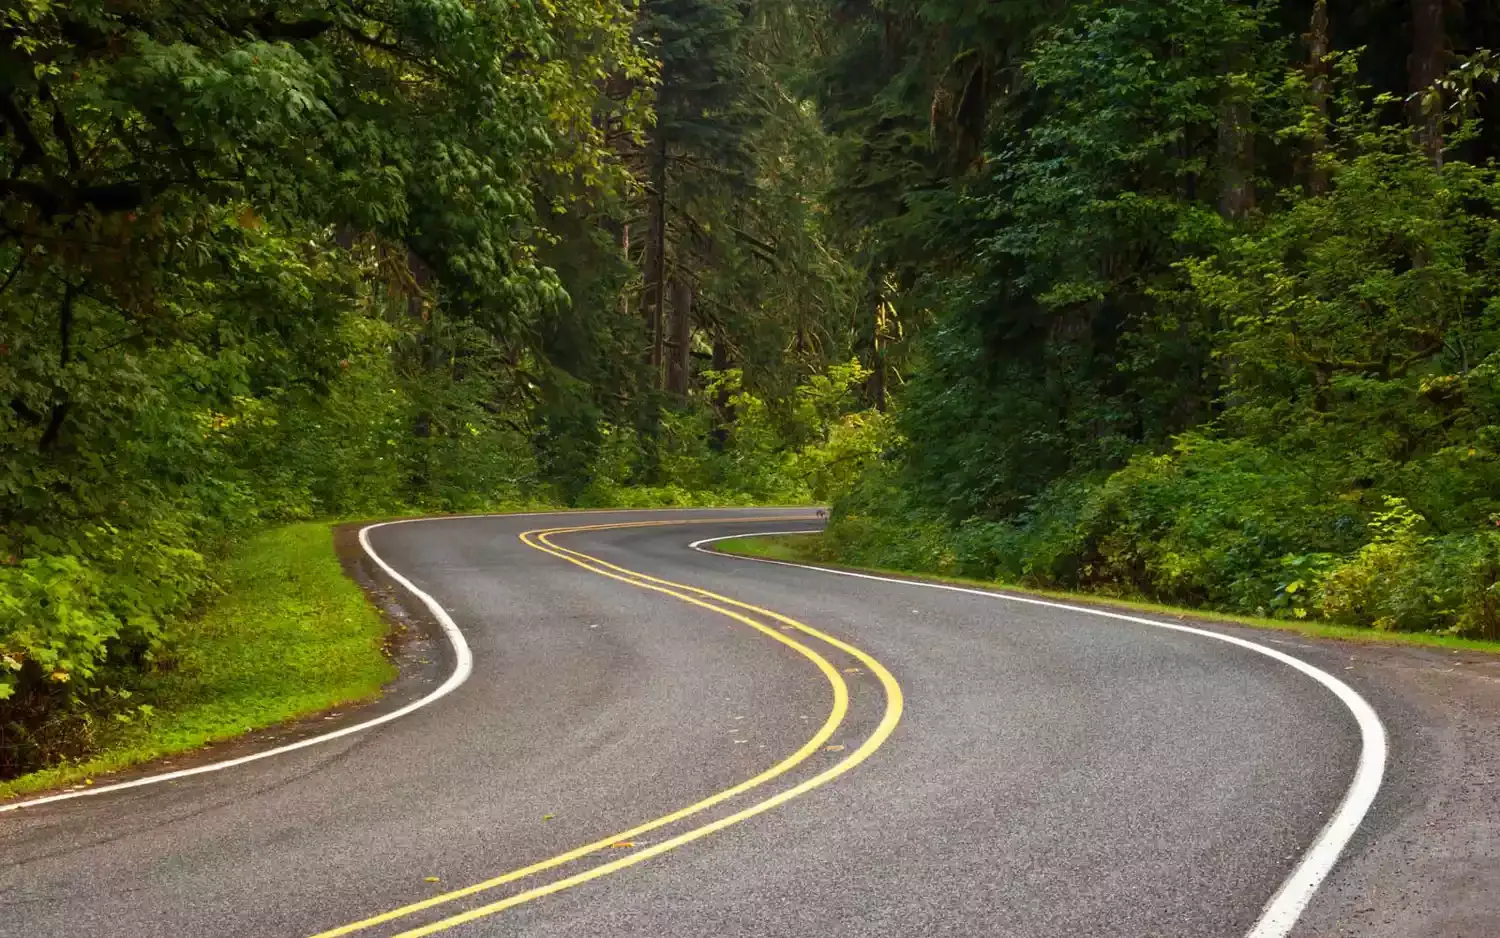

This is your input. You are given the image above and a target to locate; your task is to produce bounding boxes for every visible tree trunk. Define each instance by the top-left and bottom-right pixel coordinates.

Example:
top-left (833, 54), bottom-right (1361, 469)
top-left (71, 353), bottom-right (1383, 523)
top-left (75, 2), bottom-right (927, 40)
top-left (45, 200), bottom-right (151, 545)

top-left (865, 274), bottom-right (890, 412)
top-left (1217, 99), bottom-right (1255, 218)
top-left (620, 220), bottom-right (631, 317)
top-left (1305, 0), bottom-right (1331, 196)
top-left (642, 131), bottom-right (669, 388)
top-left (405, 249), bottom-right (438, 492)
top-left (667, 276), bottom-right (692, 396)
top-left (1217, 40), bottom-right (1256, 219)
top-left (866, 349), bottom-right (887, 412)
top-left (39, 284), bottom-right (75, 452)
top-left (710, 333), bottom-right (732, 450)
top-left (406, 247), bottom-right (433, 321)
top-left (1410, 0), bottom-right (1448, 165)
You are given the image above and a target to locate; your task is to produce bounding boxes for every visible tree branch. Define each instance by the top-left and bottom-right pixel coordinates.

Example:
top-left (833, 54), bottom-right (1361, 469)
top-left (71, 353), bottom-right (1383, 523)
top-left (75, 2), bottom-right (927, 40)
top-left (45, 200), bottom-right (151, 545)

top-left (37, 83), bottom-right (79, 174)
top-left (0, 178), bottom-right (150, 215)
top-left (0, 251), bottom-right (26, 297)
top-left (251, 14), bottom-right (335, 41)
top-left (38, 283), bottom-right (75, 452)
top-left (339, 26), bottom-right (452, 80)
top-left (0, 92), bottom-right (51, 175)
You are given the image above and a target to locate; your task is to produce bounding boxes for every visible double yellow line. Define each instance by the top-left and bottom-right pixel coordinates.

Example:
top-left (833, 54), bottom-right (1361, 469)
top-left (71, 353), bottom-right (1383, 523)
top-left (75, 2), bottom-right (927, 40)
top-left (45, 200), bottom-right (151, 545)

top-left (310, 516), bottom-right (903, 938)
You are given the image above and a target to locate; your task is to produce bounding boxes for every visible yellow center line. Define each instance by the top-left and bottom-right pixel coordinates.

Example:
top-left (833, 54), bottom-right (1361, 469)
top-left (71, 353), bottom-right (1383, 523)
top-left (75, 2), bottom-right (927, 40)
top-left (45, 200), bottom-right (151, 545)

top-left (309, 515), bottom-right (901, 938)
top-left (534, 520), bottom-right (899, 673)
top-left (381, 521), bottom-right (903, 938)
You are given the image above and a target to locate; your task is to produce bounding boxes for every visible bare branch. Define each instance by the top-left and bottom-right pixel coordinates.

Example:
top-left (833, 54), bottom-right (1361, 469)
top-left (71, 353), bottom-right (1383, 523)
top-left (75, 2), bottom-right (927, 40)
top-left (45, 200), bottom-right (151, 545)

top-left (37, 83), bottom-right (80, 174)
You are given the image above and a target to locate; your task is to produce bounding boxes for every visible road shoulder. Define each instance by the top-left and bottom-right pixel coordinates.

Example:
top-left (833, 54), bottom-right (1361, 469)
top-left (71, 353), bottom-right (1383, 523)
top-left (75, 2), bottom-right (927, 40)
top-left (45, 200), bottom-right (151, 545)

top-left (1282, 637), bottom-right (1500, 938)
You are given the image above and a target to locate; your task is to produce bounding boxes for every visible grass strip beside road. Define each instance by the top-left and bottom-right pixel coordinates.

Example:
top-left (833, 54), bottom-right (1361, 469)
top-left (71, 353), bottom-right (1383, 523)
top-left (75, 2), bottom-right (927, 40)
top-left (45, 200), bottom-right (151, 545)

top-left (0, 523), bottom-right (396, 801)
top-left (710, 533), bottom-right (1500, 656)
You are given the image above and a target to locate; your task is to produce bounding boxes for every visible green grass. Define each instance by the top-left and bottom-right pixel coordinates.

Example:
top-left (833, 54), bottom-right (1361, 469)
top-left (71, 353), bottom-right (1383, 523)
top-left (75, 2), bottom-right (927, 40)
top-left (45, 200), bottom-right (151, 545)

top-left (711, 533), bottom-right (1500, 655)
top-left (0, 523), bottom-right (396, 801)
top-left (712, 533), bottom-right (819, 564)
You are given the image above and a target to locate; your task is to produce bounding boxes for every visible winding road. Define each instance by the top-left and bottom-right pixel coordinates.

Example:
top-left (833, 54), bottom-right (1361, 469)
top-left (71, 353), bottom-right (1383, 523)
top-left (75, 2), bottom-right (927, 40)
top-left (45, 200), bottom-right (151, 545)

top-left (2, 508), bottom-right (1484, 938)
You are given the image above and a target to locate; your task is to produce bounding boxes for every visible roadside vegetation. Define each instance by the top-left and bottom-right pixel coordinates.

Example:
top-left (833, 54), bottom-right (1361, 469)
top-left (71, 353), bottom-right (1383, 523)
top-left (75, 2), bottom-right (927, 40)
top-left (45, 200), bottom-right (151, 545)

top-left (0, 524), bottom-right (394, 798)
top-left (711, 534), bottom-right (1500, 655)
top-left (5, 0), bottom-right (1500, 782)
top-left (0, 1), bottom-right (874, 781)
top-left (810, 1), bottom-right (1500, 645)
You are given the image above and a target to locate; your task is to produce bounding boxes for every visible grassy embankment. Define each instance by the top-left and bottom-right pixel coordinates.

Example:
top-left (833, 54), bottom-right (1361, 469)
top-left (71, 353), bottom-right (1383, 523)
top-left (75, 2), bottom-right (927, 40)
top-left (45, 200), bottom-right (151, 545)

top-left (711, 533), bottom-right (1500, 655)
top-left (1, 523), bottom-right (395, 800)
top-left (1, 501), bottom-right (805, 800)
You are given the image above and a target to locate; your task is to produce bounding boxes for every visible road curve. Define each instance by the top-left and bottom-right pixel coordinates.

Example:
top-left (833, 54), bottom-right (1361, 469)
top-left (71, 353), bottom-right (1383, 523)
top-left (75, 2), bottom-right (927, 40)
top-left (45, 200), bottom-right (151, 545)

top-left (1, 508), bottom-right (1378, 937)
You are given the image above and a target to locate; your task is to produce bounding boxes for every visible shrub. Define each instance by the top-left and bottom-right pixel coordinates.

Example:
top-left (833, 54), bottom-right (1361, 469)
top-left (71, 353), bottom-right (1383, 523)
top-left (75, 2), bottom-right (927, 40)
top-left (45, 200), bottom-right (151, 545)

top-left (0, 519), bottom-right (208, 775)
top-left (1317, 499), bottom-right (1500, 637)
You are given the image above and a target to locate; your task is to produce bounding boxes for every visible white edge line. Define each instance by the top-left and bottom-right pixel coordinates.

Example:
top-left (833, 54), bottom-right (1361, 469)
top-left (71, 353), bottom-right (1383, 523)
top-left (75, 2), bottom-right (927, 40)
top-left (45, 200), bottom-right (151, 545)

top-left (0, 504), bottom-right (810, 810)
top-left (0, 518), bottom-right (475, 814)
top-left (689, 530), bottom-right (1388, 938)
top-left (0, 507), bottom-right (804, 810)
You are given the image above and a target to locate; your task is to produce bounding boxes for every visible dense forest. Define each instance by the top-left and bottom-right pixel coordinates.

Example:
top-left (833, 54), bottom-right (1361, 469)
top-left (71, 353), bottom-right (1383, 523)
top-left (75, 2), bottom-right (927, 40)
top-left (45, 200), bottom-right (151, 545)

top-left (816, 0), bottom-right (1500, 640)
top-left (3, 0), bottom-right (1499, 773)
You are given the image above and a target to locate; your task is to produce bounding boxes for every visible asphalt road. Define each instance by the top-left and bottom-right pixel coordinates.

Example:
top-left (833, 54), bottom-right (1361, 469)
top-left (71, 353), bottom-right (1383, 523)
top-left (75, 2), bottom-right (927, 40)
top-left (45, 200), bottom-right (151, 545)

top-left (0, 508), bottom-right (1436, 938)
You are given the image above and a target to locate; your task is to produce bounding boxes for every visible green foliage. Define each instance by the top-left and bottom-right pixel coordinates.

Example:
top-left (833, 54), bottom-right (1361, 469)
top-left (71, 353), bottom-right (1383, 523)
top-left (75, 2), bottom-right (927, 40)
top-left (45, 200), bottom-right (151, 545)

top-left (0, 517), bottom-right (209, 774)
top-left (815, 8), bottom-right (1500, 640)
top-left (1318, 499), bottom-right (1500, 638)
top-left (889, 0), bottom-right (1285, 518)
top-left (1, 522), bottom-right (394, 796)
top-left (13, 0), bottom-right (1500, 777)
top-left (571, 361), bottom-right (882, 507)
top-left (0, 0), bottom-right (651, 775)
top-left (1319, 498), bottom-right (1442, 631)
top-left (1188, 106), bottom-right (1500, 524)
